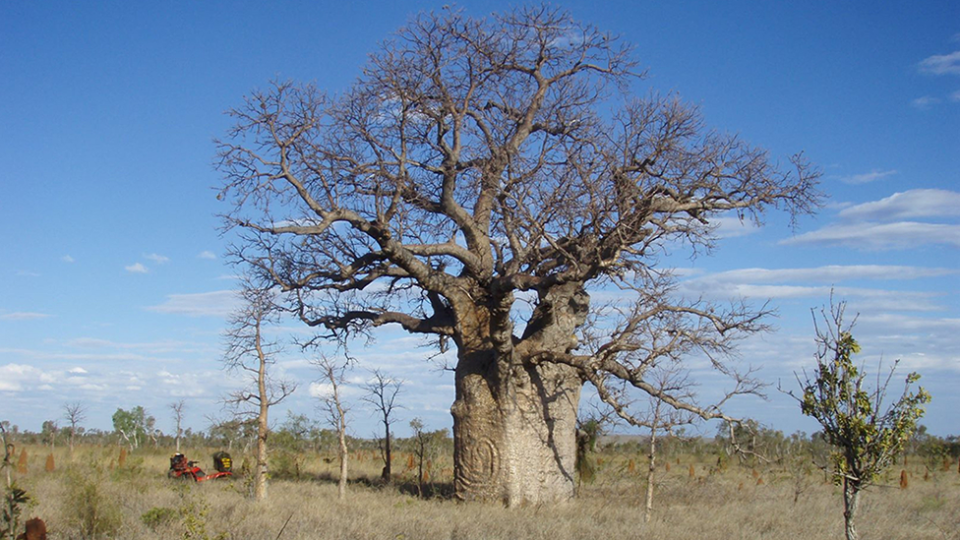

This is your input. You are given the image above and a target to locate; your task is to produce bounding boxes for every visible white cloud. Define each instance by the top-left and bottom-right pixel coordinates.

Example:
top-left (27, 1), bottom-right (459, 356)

top-left (838, 189), bottom-right (960, 221)
top-left (62, 255), bottom-right (75, 263)
top-left (677, 265), bottom-right (955, 312)
top-left (145, 253), bottom-right (170, 264)
top-left (0, 364), bottom-right (43, 391)
top-left (836, 169), bottom-right (897, 185)
top-left (698, 265), bottom-right (955, 284)
top-left (710, 215), bottom-right (760, 238)
top-left (679, 280), bottom-right (944, 312)
top-left (911, 96), bottom-right (941, 109)
top-left (125, 262), bottom-right (149, 274)
top-left (1, 312), bottom-right (51, 321)
top-left (308, 381), bottom-right (333, 399)
top-left (780, 221), bottom-right (960, 250)
top-left (198, 251), bottom-right (217, 260)
top-left (68, 367), bottom-right (88, 374)
top-left (145, 290), bottom-right (239, 317)
top-left (919, 50), bottom-right (960, 75)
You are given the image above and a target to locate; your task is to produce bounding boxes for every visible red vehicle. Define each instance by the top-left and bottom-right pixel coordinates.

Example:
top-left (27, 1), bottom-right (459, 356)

top-left (168, 452), bottom-right (233, 482)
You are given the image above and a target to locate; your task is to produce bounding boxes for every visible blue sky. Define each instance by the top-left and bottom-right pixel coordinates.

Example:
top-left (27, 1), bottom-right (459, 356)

top-left (1, 1), bottom-right (958, 438)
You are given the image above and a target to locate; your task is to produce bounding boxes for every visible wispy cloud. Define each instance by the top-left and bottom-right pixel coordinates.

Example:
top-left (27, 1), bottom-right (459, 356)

top-left (1, 312), bottom-right (51, 321)
top-left (144, 253), bottom-right (170, 264)
top-left (838, 189), bottom-right (960, 221)
top-left (62, 255), bottom-right (75, 263)
top-left (696, 265), bottom-right (955, 284)
top-left (911, 96), bottom-right (941, 109)
top-left (781, 222), bottom-right (960, 250)
top-left (781, 190), bottom-right (960, 250)
top-left (198, 251), bottom-right (217, 260)
top-left (711, 215), bottom-right (761, 238)
top-left (919, 50), bottom-right (960, 75)
top-left (836, 169), bottom-right (896, 185)
top-left (145, 290), bottom-right (239, 317)
top-left (16, 270), bottom-right (40, 277)
top-left (676, 264), bottom-right (955, 312)
top-left (125, 262), bottom-right (149, 274)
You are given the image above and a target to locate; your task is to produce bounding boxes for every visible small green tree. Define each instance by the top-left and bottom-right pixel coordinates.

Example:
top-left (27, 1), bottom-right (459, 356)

top-left (790, 301), bottom-right (930, 540)
top-left (112, 407), bottom-right (151, 451)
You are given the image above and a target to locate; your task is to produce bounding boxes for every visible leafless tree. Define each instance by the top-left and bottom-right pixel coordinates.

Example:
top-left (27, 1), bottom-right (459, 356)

top-left (169, 400), bottom-right (186, 453)
top-left (216, 6), bottom-right (820, 505)
top-left (362, 369), bottom-right (403, 481)
top-left (222, 282), bottom-right (297, 502)
top-left (635, 367), bottom-right (697, 522)
top-left (62, 402), bottom-right (86, 457)
top-left (315, 356), bottom-right (350, 500)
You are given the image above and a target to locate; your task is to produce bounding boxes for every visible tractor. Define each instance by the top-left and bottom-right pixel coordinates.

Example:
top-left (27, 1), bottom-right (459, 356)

top-left (168, 451), bottom-right (233, 482)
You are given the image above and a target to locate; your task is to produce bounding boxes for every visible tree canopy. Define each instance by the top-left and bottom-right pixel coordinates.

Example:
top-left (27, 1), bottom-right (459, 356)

top-left (216, 5), bottom-right (821, 504)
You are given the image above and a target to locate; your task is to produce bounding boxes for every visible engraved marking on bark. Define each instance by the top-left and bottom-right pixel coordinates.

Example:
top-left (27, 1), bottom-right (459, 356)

top-left (460, 436), bottom-right (499, 486)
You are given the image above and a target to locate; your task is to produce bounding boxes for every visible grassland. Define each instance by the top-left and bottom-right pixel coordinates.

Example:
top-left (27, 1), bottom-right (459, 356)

top-left (6, 443), bottom-right (959, 539)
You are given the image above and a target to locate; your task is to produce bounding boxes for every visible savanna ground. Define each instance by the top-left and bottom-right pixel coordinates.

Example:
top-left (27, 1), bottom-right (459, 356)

top-left (7, 443), bottom-right (959, 540)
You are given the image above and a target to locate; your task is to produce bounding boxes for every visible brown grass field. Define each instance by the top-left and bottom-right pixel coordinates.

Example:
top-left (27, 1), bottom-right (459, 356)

top-left (7, 444), bottom-right (959, 539)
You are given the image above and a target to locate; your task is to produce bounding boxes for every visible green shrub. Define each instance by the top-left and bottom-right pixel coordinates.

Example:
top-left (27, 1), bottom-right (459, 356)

top-left (64, 468), bottom-right (123, 539)
top-left (141, 507), bottom-right (178, 530)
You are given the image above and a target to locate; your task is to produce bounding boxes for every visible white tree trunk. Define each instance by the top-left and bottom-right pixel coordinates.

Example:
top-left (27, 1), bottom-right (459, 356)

top-left (645, 428), bottom-right (658, 522)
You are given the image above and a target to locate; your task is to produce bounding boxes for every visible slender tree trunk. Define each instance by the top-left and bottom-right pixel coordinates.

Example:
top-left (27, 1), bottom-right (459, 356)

top-left (843, 478), bottom-right (860, 540)
top-left (337, 411), bottom-right (348, 500)
top-left (382, 423), bottom-right (392, 481)
top-left (254, 324), bottom-right (269, 502)
top-left (645, 423), bottom-right (659, 522)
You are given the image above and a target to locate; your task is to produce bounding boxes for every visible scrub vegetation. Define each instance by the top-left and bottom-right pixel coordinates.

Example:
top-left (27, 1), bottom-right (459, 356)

top-left (3, 429), bottom-right (958, 540)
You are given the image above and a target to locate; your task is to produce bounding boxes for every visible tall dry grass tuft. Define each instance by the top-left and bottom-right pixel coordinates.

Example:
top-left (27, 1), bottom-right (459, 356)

top-left (688, 464), bottom-right (695, 479)
top-left (16, 449), bottom-right (27, 475)
top-left (627, 459), bottom-right (635, 474)
top-left (44, 454), bottom-right (54, 473)
top-left (118, 447), bottom-right (127, 469)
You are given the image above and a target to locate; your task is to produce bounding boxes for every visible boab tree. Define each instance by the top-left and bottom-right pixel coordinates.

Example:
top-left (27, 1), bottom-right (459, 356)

top-left (216, 6), bottom-right (819, 505)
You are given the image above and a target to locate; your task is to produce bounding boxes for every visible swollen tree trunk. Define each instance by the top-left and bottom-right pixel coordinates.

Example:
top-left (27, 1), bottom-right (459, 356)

top-left (842, 478), bottom-right (861, 540)
top-left (452, 360), bottom-right (581, 505)
top-left (451, 286), bottom-right (587, 506)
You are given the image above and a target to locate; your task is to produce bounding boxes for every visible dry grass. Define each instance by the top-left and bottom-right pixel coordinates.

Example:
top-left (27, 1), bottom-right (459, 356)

top-left (7, 444), bottom-right (960, 539)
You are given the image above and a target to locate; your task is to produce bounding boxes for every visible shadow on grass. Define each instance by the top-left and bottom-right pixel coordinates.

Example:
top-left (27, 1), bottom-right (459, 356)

top-left (300, 471), bottom-right (456, 499)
